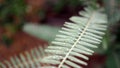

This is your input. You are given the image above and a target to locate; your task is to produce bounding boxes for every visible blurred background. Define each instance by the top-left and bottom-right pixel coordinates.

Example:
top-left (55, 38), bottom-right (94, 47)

top-left (0, 0), bottom-right (120, 68)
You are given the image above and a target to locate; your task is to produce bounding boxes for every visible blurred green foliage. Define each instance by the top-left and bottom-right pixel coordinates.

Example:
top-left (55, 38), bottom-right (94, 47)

top-left (0, 0), bottom-right (120, 67)
top-left (0, 0), bottom-right (26, 46)
top-left (104, 0), bottom-right (120, 23)
top-left (23, 23), bottom-right (60, 42)
top-left (0, 0), bottom-right (26, 23)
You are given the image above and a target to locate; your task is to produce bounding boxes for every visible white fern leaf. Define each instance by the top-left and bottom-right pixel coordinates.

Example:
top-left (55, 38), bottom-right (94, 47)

top-left (0, 46), bottom-right (46, 68)
top-left (41, 7), bottom-right (107, 68)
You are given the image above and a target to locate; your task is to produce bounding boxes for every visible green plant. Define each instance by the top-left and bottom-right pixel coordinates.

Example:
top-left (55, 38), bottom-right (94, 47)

top-left (0, 6), bottom-right (107, 68)
top-left (41, 6), bottom-right (107, 68)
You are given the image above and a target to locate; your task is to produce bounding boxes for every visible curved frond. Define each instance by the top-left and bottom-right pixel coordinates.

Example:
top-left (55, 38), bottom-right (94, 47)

top-left (0, 46), bottom-right (46, 68)
top-left (41, 7), bottom-right (107, 68)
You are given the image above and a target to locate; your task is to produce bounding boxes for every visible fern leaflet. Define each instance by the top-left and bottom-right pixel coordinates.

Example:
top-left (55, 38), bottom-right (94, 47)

top-left (41, 7), bottom-right (107, 68)
top-left (0, 46), bottom-right (46, 68)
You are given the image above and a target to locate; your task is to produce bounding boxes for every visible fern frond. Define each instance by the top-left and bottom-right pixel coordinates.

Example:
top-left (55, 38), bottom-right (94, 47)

top-left (41, 7), bottom-right (107, 68)
top-left (0, 46), bottom-right (46, 68)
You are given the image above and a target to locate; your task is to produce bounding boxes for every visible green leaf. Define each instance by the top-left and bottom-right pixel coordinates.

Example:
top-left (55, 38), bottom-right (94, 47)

top-left (23, 24), bottom-right (60, 42)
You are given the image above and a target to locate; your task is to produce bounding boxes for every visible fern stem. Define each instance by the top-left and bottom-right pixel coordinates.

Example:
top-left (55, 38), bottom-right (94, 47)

top-left (58, 11), bottom-right (96, 68)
